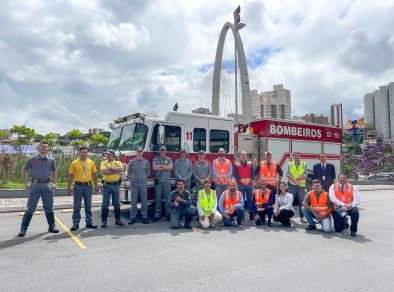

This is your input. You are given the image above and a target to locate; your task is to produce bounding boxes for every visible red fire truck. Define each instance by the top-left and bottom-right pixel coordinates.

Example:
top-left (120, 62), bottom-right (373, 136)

top-left (108, 112), bottom-right (342, 202)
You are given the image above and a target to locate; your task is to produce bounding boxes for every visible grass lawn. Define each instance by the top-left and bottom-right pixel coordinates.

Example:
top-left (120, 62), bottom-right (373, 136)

top-left (0, 181), bottom-right (68, 189)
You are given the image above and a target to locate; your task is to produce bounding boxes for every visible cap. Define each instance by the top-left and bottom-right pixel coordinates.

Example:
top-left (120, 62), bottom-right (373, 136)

top-left (159, 145), bottom-right (166, 151)
top-left (198, 150), bottom-right (205, 155)
top-left (265, 150), bottom-right (272, 156)
top-left (105, 149), bottom-right (116, 156)
top-left (136, 146), bottom-right (143, 151)
top-left (179, 148), bottom-right (186, 153)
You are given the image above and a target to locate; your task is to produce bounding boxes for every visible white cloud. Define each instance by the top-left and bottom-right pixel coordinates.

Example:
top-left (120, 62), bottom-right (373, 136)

top-left (86, 22), bottom-right (150, 51)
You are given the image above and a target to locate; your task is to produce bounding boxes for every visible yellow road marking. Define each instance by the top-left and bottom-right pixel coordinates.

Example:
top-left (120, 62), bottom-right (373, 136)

top-left (19, 211), bottom-right (40, 216)
top-left (54, 215), bottom-right (87, 250)
top-left (192, 227), bottom-right (204, 233)
top-left (61, 209), bottom-right (73, 213)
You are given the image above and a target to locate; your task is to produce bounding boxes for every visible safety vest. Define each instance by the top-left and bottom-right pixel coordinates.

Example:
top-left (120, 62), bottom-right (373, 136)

top-left (288, 161), bottom-right (306, 187)
top-left (235, 161), bottom-right (253, 185)
top-left (309, 191), bottom-right (331, 216)
top-left (213, 158), bottom-right (231, 185)
top-left (333, 183), bottom-right (354, 206)
top-left (254, 188), bottom-right (272, 211)
top-left (199, 189), bottom-right (216, 217)
top-left (223, 190), bottom-right (241, 214)
top-left (259, 160), bottom-right (278, 186)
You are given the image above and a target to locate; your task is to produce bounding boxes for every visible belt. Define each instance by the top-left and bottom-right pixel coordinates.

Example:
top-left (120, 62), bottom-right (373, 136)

top-left (31, 178), bottom-right (50, 183)
top-left (75, 181), bottom-right (91, 186)
top-left (104, 181), bottom-right (119, 185)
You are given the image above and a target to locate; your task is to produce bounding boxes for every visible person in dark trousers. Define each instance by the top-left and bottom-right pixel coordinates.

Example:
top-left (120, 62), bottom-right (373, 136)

top-left (18, 141), bottom-right (59, 237)
top-left (313, 153), bottom-right (336, 192)
top-left (273, 182), bottom-right (295, 227)
top-left (169, 179), bottom-right (195, 229)
top-left (253, 180), bottom-right (274, 226)
top-left (329, 174), bottom-right (360, 237)
top-left (234, 151), bottom-right (254, 219)
top-left (254, 151), bottom-right (283, 197)
top-left (67, 146), bottom-right (98, 231)
top-left (218, 180), bottom-right (245, 228)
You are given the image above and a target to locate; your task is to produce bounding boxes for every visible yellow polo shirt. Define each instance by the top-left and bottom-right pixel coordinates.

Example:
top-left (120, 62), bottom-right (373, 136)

top-left (100, 160), bottom-right (123, 182)
top-left (69, 158), bottom-right (97, 183)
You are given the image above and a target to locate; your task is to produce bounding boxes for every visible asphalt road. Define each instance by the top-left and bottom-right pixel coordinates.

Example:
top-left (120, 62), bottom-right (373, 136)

top-left (1, 190), bottom-right (393, 292)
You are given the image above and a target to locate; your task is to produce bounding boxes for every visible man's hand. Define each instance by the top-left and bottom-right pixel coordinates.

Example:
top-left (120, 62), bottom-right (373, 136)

top-left (315, 213), bottom-right (323, 221)
top-left (210, 213), bottom-right (215, 218)
top-left (175, 196), bottom-right (183, 202)
top-left (254, 214), bottom-right (260, 221)
top-left (255, 202), bottom-right (262, 208)
top-left (229, 206), bottom-right (235, 214)
top-left (52, 184), bottom-right (57, 190)
top-left (67, 187), bottom-right (73, 195)
top-left (174, 201), bottom-right (179, 207)
top-left (274, 210), bottom-right (280, 217)
top-left (345, 204), bottom-right (352, 209)
top-left (200, 215), bottom-right (205, 221)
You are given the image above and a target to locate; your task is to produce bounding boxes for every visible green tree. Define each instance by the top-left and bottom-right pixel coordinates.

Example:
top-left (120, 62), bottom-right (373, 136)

top-left (10, 125), bottom-right (36, 158)
top-left (66, 129), bottom-right (85, 156)
top-left (43, 133), bottom-right (58, 150)
top-left (0, 130), bottom-right (8, 144)
top-left (89, 133), bottom-right (109, 153)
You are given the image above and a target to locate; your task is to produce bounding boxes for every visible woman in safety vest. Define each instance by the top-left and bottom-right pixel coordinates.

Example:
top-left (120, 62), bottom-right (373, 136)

top-left (197, 179), bottom-right (223, 229)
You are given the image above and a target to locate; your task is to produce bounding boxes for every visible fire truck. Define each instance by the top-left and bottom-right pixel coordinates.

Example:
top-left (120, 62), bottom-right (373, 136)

top-left (107, 111), bottom-right (234, 202)
top-left (108, 112), bottom-right (342, 202)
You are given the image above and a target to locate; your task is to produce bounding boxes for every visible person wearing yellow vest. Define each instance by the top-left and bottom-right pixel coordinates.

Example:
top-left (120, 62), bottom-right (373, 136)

top-left (254, 151), bottom-right (283, 196)
top-left (197, 179), bottom-right (223, 229)
top-left (287, 152), bottom-right (308, 223)
top-left (302, 179), bottom-right (333, 233)
top-left (212, 148), bottom-right (232, 199)
top-left (329, 174), bottom-right (360, 237)
top-left (68, 146), bottom-right (98, 231)
top-left (100, 149), bottom-right (125, 228)
top-left (253, 180), bottom-right (274, 226)
top-left (218, 180), bottom-right (245, 227)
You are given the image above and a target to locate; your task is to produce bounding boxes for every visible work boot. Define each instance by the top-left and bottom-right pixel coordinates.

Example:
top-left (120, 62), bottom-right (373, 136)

top-left (114, 207), bottom-right (124, 226)
top-left (70, 224), bottom-right (79, 231)
top-left (45, 212), bottom-right (59, 233)
top-left (249, 213), bottom-right (254, 220)
top-left (267, 219), bottom-right (272, 227)
top-left (101, 208), bottom-right (109, 228)
top-left (18, 212), bottom-right (33, 237)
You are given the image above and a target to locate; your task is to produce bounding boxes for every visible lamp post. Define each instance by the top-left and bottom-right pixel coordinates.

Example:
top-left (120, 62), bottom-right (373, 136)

top-left (233, 5), bottom-right (245, 126)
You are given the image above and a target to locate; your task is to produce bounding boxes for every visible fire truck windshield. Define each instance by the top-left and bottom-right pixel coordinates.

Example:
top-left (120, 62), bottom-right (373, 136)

top-left (109, 123), bottom-right (148, 151)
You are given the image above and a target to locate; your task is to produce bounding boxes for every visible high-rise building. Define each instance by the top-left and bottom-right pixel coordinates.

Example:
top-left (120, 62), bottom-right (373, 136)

top-left (363, 82), bottom-right (394, 143)
top-left (330, 103), bottom-right (343, 128)
top-left (251, 84), bottom-right (291, 120)
top-left (301, 113), bottom-right (329, 125)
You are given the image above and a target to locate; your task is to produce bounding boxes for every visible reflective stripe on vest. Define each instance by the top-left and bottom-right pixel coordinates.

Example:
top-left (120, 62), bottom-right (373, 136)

top-left (199, 189), bottom-right (216, 216)
top-left (259, 160), bottom-right (278, 186)
top-left (289, 161), bottom-right (306, 187)
top-left (223, 190), bottom-right (241, 214)
top-left (309, 191), bottom-right (330, 215)
top-left (254, 188), bottom-right (272, 211)
top-left (333, 183), bottom-right (354, 206)
top-left (214, 158), bottom-right (231, 184)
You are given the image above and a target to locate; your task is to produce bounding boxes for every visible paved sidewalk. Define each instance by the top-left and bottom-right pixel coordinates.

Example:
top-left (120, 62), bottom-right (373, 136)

top-left (0, 194), bottom-right (104, 213)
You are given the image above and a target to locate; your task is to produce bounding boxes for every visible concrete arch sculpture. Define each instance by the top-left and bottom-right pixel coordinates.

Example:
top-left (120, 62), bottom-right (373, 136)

top-left (211, 22), bottom-right (251, 123)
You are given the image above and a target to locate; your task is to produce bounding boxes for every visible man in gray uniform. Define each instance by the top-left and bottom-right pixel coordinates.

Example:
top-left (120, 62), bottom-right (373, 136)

top-left (18, 141), bottom-right (59, 237)
top-left (127, 146), bottom-right (150, 224)
top-left (152, 145), bottom-right (173, 221)
top-left (174, 148), bottom-right (193, 191)
top-left (193, 150), bottom-right (212, 193)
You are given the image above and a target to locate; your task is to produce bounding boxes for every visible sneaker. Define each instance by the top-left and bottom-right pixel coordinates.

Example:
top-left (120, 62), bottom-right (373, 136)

top-left (101, 221), bottom-right (107, 228)
top-left (128, 219), bottom-right (136, 225)
top-left (237, 223), bottom-right (243, 228)
top-left (48, 225), bottom-right (59, 233)
top-left (351, 231), bottom-right (357, 237)
top-left (305, 225), bottom-right (316, 231)
top-left (184, 223), bottom-right (192, 229)
top-left (300, 217), bottom-right (307, 223)
top-left (142, 219), bottom-right (150, 224)
top-left (70, 225), bottom-right (79, 231)
top-left (18, 228), bottom-right (27, 237)
top-left (115, 220), bottom-right (124, 226)
top-left (85, 223), bottom-right (97, 229)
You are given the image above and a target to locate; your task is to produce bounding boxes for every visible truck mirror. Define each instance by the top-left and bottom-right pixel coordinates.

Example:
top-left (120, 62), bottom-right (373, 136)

top-left (159, 125), bottom-right (165, 145)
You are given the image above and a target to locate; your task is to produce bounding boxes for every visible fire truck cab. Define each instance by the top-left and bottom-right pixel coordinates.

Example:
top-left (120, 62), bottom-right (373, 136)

top-left (107, 111), bottom-right (234, 202)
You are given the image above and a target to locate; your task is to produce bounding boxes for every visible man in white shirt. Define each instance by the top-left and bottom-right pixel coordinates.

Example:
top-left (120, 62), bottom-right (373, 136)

top-left (328, 174), bottom-right (360, 237)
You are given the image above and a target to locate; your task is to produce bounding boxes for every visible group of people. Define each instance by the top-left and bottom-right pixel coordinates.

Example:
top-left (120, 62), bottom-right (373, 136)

top-left (17, 141), bottom-right (360, 238)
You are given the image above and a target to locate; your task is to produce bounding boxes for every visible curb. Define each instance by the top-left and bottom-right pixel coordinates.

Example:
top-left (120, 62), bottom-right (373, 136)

top-left (0, 201), bottom-right (104, 213)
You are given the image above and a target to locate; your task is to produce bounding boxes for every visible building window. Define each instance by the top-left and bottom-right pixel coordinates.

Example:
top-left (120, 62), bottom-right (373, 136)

top-left (210, 129), bottom-right (229, 153)
top-left (193, 128), bottom-right (206, 152)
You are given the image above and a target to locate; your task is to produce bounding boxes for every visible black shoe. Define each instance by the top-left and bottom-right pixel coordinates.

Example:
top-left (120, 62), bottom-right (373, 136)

top-left (249, 213), bottom-right (254, 220)
top-left (268, 221), bottom-right (272, 227)
top-left (86, 223), bottom-right (97, 229)
top-left (18, 228), bottom-right (27, 237)
top-left (152, 217), bottom-right (161, 222)
top-left (70, 225), bottom-right (79, 231)
top-left (142, 219), bottom-right (149, 224)
top-left (128, 219), bottom-right (136, 225)
top-left (184, 223), bottom-right (192, 229)
top-left (101, 221), bottom-right (107, 228)
top-left (237, 223), bottom-right (244, 228)
top-left (115, 220), bottom-right (124, 226)
top-left (351, 231), bottom-right (357, 237)
top-left (48, 225), bottom-right (59, 233)
top-left (305, 225), bottom-right (316, 231)
top-left (284, 223), bottom-right (291, 228)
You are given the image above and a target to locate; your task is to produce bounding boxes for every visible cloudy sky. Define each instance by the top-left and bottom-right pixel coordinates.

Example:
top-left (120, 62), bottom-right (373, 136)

top-left (1, 0), bottom-right (394, 134)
